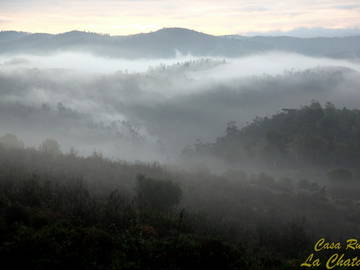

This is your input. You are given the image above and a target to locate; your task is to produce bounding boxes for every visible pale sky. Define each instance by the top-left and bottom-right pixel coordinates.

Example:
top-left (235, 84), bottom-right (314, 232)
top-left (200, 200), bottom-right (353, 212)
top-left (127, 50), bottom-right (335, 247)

top-left (0, 0), bottom-right (360, 35)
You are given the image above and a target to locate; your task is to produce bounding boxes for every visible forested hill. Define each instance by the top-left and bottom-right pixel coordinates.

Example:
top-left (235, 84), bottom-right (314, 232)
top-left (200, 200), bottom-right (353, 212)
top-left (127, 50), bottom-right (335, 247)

top-left (0, 130), bottom-right (358, 270)
top-left (1, 28), bottom-right (360, 59)
top-left (186, 102), bottom-right (360, 169)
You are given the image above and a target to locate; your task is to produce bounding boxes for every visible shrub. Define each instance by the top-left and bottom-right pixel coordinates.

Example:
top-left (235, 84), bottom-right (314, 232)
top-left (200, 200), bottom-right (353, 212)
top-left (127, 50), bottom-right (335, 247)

top-left (135, 175), bottom-right (182, 212)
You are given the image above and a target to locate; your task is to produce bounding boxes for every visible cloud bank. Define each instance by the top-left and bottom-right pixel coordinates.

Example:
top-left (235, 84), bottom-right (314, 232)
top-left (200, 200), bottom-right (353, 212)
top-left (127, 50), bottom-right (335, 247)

top-left (2, 51), bottom-right (360, 163)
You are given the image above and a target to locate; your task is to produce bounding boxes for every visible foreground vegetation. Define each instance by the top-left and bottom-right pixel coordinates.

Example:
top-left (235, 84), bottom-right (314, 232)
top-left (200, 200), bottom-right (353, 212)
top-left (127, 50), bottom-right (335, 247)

top-left (0, 146), bottom-right (358, 269)
top-left (1, 102), bottom-right (360, 269)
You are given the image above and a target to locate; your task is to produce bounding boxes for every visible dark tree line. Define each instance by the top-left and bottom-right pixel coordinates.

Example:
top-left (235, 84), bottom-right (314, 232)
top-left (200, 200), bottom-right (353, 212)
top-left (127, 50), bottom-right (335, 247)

top-left (186, 101), bottom-right (360, 170)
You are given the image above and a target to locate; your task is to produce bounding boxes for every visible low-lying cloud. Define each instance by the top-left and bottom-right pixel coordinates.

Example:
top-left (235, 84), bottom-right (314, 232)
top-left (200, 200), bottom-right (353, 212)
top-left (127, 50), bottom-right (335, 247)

top-left (1, 51), bottom-right (360, 162)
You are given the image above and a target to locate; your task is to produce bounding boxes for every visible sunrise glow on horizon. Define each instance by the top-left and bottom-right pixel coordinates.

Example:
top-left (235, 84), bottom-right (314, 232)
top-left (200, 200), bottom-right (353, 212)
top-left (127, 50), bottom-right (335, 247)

top-left (0, 0), bottom-right (360, 35)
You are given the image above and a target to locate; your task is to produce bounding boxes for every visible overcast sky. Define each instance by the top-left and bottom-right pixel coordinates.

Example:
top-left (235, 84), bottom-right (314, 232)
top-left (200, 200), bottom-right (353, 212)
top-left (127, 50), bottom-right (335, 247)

top-left (0, 0), bottom-right (360, 35)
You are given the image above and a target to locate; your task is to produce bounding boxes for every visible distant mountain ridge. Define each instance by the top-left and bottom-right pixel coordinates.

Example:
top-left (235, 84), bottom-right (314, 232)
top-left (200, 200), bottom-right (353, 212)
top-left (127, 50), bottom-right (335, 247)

top-left (1, 27), bottom-right (360, 59)
top-left (243, 27), bottom-right (360, 38)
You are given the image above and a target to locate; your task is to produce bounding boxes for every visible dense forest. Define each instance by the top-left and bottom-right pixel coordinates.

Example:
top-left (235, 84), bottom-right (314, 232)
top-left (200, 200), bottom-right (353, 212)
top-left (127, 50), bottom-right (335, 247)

top-left (186, 102), bottom-right (360, 169)
top-left (3, 0), bottom-right (360, 267)
top-left (1, 102), bottom-right (360, 269)
top-left (2, 0), bottom-right (360, 267)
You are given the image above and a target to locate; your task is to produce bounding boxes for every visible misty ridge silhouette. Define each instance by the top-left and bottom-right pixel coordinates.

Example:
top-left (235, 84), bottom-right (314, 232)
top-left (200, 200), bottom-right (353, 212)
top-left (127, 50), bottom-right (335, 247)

top-left (1, 27), bottom-right (360, 59)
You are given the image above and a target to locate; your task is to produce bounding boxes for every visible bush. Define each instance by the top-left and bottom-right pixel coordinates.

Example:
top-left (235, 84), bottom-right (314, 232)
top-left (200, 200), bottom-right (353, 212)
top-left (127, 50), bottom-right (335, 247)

top-left (135, 175), bottom-right (182, 212)
top-left (39, 138), bottom-right (62, 156)
top-left (0, 133), bottom-right (24, 149)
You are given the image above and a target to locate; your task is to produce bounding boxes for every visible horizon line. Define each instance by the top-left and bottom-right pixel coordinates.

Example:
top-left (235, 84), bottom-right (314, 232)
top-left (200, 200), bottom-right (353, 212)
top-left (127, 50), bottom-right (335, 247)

top-left (1, 26), bottom-right (360, 38)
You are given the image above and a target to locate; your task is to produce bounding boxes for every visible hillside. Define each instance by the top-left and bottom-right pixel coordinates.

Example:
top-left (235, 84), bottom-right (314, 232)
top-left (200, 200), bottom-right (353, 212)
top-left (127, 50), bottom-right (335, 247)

top-left (186, 102), bottom-right (360, 169)
top-left (1, 135), bottom-right (360, 269)
top-left (1, 28), bottom-right (360, 59)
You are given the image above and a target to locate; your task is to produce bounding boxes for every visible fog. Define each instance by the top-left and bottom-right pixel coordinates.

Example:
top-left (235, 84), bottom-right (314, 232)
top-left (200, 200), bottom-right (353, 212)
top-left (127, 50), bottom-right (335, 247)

top-left (3, 31), bottom-right (360, 269)
top-left (0, 52), bottom-right (205, 74)
top-left (2, 51), bottom-right (360, 76)
top-left (1, 50), bottom-right (360, 162)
